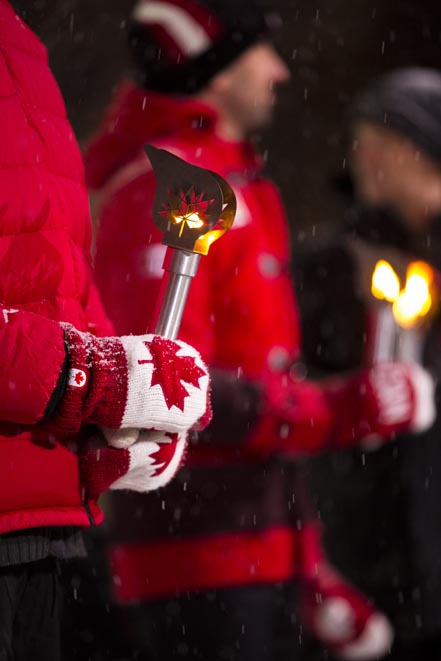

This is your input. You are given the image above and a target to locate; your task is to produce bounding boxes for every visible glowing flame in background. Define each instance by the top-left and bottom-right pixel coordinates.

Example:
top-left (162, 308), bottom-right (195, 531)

top-left (371, 259), bottom-right (435, 328)
top-left (393, 262), bottom-right (434, 328)
top-left (371, 260), bottom-right (401, 302)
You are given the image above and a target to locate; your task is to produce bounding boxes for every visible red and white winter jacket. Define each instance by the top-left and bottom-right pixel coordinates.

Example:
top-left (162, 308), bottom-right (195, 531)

top-left (85, 83), bottom-right (331, 601)
top-left (86, 83), bottom-right (428, 602)
top-left (0, 1), bottom-right (114, 533)
top-left (88, 83), bottom-right (301, 378)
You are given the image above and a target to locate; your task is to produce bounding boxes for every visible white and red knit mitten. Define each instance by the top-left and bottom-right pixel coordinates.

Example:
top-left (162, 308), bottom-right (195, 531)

top-left (53, 324), bottom-right (210, 438)
top-left (302, 567), bottom-right (394, 660)
top-left (249, 361), bottom-right (435, 456)
top-left (80, 430), bottom-right (187, 498)
top-left (327, 361), bottom-right (436, 449)
top-left (300, 525), bottom-right (393, 660)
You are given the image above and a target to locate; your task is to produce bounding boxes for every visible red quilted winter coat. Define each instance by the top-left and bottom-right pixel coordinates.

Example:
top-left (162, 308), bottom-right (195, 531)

top-left (0, 1), bottom-right (113, 534)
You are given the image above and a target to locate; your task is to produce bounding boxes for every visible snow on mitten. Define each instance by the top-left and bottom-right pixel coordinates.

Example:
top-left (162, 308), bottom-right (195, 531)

top-left (52, 324), bottom-right (210, 440)
top-left (327, 361), bottom-right (436, 449)
top-left (80, 430), bottom-right (187, 498)
top-left (300, 525), bottom-right (393, 660)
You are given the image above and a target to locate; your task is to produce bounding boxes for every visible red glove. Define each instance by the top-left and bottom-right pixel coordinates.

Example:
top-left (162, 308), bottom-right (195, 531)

top-left (80, 430), bottom-right (187, 498)
top-left (326, 361), bottom-right (435, 450)
top-left (52, 324), bottom-right (210, 441)
top-left (300, 525), bottom-right (394, 660)
top-left (250, 361), bottom-right (435, 455)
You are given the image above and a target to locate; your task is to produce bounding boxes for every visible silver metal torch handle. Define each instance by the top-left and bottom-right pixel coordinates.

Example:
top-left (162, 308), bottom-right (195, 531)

top-left (369, 304), bottom-right (397, 364)
top-left (154, 248), bottom-right (201, 340)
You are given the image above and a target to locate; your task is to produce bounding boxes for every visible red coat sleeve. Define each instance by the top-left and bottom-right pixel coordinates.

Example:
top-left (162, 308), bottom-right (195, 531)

top-left (0, 305), bottom-right (66, 424)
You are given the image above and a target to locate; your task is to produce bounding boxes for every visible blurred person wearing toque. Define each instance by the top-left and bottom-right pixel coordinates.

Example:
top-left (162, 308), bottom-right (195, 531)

top-left (86, 5), bottom-right (435, 660)
top-left (296, 67), bottom-right (441, 661)
top-left (0, 2), bottom-right (212, 661)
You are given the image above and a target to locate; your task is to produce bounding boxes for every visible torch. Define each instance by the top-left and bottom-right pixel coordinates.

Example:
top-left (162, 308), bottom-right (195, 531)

top-left (360, 258), bottom-right (437, 451)
top-left (144, 145), bottom-right (236, 340)
top-left (89, 148), bottom-right (236, 466)
top-left (367, 258), bottom-right (437, 365)
top-left (366, 259), bottom-right (401, 365)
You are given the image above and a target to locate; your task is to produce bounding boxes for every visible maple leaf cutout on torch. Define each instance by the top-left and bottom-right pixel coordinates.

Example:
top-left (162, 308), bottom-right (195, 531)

top-left (138, 336), bottom-right (205, 410)
top-left (160, 186), bottom-right (215, 232)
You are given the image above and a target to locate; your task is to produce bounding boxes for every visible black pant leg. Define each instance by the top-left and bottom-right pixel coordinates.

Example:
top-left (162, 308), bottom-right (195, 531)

top-left (59, 529), bottom-right (123, 661)
top-left (13, 558), bottom-right (61, 661)
top-left (114, 582), bottom-right (305, 661)
top-left (0, 568), bottom-right (17, 661)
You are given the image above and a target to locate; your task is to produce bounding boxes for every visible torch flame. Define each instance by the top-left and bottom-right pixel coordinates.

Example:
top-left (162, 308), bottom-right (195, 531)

top-left (173, 211), bottom-right (205, 236)
top-left (393, 261), bottom-right (434, 328)
top-left (371, 259), bottom-right (434, 328)
top-left (173, 212), bottom-right (205, 229)
top-left (371, 260), bottom-right (401, 302)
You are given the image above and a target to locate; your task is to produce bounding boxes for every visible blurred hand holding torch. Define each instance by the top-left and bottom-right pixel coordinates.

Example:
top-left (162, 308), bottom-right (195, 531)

top-left (358, 256), bottom-right (438, 450)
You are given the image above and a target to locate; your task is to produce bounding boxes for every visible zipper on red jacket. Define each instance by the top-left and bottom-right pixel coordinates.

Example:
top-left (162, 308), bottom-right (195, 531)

top-left (82, 490), bottom-right (96, 526)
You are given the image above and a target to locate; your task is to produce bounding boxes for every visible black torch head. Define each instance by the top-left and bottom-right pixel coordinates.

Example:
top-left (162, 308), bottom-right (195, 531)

top-left (145, 144), bottom-right (236, 255)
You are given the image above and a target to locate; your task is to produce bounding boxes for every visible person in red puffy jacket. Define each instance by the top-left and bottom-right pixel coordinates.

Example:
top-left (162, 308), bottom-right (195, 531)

top-left (0, 3), bottom-right (210, 661)
top-left (87, 2), bottom-right (436, 660)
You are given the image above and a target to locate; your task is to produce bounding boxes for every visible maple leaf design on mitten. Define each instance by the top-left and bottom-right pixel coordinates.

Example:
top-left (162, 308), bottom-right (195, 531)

top-left (138, 336), bottom-right (206, 410)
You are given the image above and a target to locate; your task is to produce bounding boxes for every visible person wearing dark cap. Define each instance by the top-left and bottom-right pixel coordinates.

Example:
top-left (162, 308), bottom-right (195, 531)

top-left (350, 68), bottom-right (441, 245)
top-left (296, 67), bottom-right (441, 661)
top-left (85, 9), bottom-right (435, 660)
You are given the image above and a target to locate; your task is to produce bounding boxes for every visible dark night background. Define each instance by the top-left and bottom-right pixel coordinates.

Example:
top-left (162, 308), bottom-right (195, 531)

top-left (15, 0), bottom-right (441, 238)
top-left (14, 1), bottom-right (441, 653)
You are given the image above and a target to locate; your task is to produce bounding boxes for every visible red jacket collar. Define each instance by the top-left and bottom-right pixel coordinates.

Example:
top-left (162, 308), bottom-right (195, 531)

top-left (85, 82), bottom-right (219, 189)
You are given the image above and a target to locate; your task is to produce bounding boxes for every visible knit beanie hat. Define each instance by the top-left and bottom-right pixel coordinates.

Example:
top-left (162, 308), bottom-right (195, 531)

top-left (128, 0), bottom-right (279, 94)
top-left (351, 67), bottom-right (441, 166)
